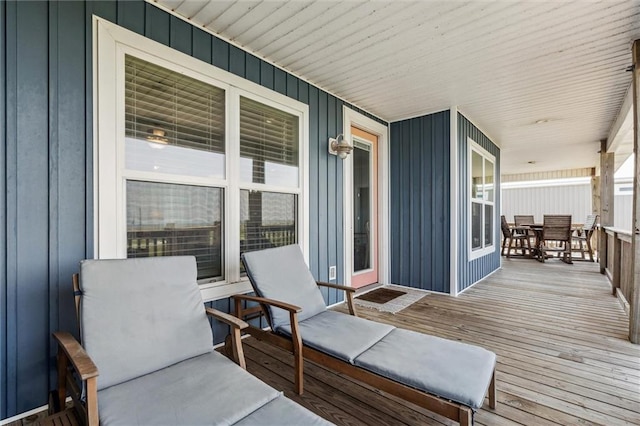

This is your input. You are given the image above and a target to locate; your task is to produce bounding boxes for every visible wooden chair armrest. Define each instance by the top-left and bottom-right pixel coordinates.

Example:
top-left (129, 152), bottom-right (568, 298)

top-left (52, 331), bottom-right (98, 380)
top-left (205, 307), bottom-right (248, 330)
top-left (233, 294), bottom-right (302, 313)
top-left (316, 281), bottom-right (356, 293)
top-left (316, 282), bottom-right (359, 317)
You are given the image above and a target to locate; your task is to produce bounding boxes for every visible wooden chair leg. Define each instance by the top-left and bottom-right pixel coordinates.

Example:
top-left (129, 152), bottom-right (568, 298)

top-left (507, 237), bottom-right (515, 258)
top-left (489, 368), bottom-right (497, 409)
top-left (459, 407), bottom-right (472, 426)
top-left (587, 239), bottom-right (594, 262)
top-left (289, 312), bottom-right (304, 395)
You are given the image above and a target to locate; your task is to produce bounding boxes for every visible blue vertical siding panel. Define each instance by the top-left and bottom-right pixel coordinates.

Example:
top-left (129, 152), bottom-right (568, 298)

top-left (91, 1), bottom-right (117, 23)
top-left (5, 3), bottom-right (17, 415)
top-left (170, 16), bottom-right (192, 55)
top-left (144, 3), bottom-right (169, 45)
top-left (12, 1), bottom-right (50, 413)
top-left (55, 0), bottom-right (87, 351)
top-left (191, 27), bottom-right (212, 64)
top-left (117, 0), bottom-right (144, 35)
top-left (229, 45), bottom-right (245, 78)
top-left (317, 91), bottom-right (329, 303)
top-left (389, 111), bottom-right (450, 292)
top-left (273, 68), bottom-right (287, 95)
top-left (327, 96), bottom-right (337, 304)
top-left (0, 1), bottom-right (6, 418)
top-left (457, 113), bottom-right (500, 291)
top-left (211, 37), bottom-right (229, 71)
top-left (245, 54), bottom-right (260, 84)
top-left (335, 100), bottom-right (345, 296)
top-left (286, 74), bottom-right (298, 100)
top-left (308, 86), bottom-right (319, 280)
top-left (260, 62), bottom-right (274, 90)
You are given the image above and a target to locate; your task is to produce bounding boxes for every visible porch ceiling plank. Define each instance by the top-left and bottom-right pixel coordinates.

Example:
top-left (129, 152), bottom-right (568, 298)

top-left (234, 260), bottom-right (640, 425)
top-left (156, 0), bottom-right (640, 174)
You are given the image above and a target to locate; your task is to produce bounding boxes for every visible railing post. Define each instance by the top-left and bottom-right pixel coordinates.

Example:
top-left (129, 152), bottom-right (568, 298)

top-left (612, 231), bottom-right (621, 296)
top-left (629, 39), bottom-right (640, 344)
top-left (599, 140), bottom-right (614, 275)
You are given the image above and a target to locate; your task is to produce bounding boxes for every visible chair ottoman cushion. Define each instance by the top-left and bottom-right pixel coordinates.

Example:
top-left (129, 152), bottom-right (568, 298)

top-left (98, 352), bottom-right (280, 426)
top-left (278, 311), bottom-right (395, 363)
top-left (354, 328), bottom-right (496, 410)
top-left (233, 395), bottom-right (334, 426)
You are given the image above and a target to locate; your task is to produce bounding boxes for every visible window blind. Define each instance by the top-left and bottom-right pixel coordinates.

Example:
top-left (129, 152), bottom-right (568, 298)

top-left (126, 180), bottom-right (224, 280)
top-left (125, 55), bottom-right (225, 153)
top-left (239, 96), bottom-right (299, 185)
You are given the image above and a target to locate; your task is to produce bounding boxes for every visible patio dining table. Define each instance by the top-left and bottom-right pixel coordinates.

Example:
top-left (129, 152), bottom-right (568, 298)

top-left (513, 223), bottom-right (582, 262)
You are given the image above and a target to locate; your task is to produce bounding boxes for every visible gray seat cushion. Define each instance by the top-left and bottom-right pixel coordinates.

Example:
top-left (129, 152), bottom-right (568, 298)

top-left (80, 256), bottom-right (214, 390)
top-left (278, 311), bottom-right (395, 363)
top-left (98, 352), bottom-right (281, 426)
top-left (233, 395), bottom-right (334, 426)
top-left (242, 245), bottom-right (327, 330)
top-left (354, 328), bottom-right (496, 410)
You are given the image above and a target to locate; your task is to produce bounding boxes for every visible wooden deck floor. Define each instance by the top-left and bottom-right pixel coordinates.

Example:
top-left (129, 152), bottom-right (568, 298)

top-left (243, 259), bottom-right (640, 425)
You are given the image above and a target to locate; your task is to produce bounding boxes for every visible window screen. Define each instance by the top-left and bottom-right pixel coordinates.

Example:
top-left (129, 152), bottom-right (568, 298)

top-left (126, 180), bottom-right (224, 280)
top-left (240, 190), bottom-right (297, 267)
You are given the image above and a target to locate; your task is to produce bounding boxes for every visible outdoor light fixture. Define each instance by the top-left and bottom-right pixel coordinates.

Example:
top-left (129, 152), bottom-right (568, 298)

top-left (328, 134), bottom-right (353, 159)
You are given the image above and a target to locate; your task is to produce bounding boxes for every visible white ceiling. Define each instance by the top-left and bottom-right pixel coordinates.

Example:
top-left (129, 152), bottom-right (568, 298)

top-left (153, 0), bottom-right (640, 175)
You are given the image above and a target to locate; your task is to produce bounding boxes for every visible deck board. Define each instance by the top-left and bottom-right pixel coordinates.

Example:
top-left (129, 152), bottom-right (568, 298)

top-left (242, 259), bottom-right (640, 425)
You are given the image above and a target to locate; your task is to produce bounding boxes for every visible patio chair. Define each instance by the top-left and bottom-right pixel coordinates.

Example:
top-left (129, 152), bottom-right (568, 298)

top-left (501, 215), bottom-right (531, 257)
top-left (540, 215), bottom-right (573, 263)
top-left (51, 256), bottom-right (332, 426)
top-left (572, 214), bottom-right (598, 261)
top-left (235, 245), bottom-right (497, 426)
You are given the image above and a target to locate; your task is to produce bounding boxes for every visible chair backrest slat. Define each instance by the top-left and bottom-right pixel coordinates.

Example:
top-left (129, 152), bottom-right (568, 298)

top-left (500, 215), bottom-right (511, 238)
top-left (543, 215), bottom-right (572, 241)
top-left (583, 214), bottom-right (598, 232)
top-left (514, 215), bottom-right (535, 226)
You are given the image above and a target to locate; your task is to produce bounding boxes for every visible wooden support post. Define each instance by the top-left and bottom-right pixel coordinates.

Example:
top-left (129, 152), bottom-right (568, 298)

top-left (629, 39), bottom-right (640, 344)
top-left (599, 140), bottom-right (615, 274)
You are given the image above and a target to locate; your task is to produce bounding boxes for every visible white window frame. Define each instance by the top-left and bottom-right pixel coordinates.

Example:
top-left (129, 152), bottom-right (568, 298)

top-left (93, 17), bottom-right (309, 301)
top-left (467, 138), bottom-right (496, 260)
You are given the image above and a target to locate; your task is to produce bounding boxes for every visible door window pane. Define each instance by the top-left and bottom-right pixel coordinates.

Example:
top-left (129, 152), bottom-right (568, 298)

top-left (126, 181), bottom-right (223, 280)
top-left (240, 190), bottom-right (297, 265)
top-left (240, 97), bottom-right (299, 187)
top-left (125, 55), bottom-right (225, 178)
top-left (353, 145), bottom-right (371, 272)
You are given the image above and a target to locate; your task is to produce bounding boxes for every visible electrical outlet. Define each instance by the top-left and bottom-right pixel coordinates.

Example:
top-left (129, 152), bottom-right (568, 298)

top-left (329, 266), bottom-right (337, 281)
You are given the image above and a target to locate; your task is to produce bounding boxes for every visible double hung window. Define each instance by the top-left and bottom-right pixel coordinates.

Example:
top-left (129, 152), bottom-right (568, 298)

top-left (469, 139), bottom-right (496, 259)
top-left (96, 19), bottom-right (308, 300)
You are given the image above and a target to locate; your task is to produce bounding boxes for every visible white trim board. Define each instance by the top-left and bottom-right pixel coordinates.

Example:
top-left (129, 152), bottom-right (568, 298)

top-left (457, 266), bottom-right (502, 295)
top-left (450, 106), bottom-right (459, 296)
top-left (342, 106), bottom-right (390, 288)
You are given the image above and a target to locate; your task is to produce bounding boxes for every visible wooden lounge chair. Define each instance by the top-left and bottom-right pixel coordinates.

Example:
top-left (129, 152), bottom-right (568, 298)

top-left (572, 214), bottom-right (598, 262)
top-left (540, 215), bottom-right (573, 263)
top-left (234, 245), bottom-right (497, 426)
top-left (51, 256), bottom-right (332, 426)
top-left (501, 215), bottom-right (531, 257)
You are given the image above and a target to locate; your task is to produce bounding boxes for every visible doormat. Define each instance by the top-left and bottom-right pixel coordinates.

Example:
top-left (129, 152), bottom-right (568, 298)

top-left (356, 288), bottom-right (406, 304)
top-left (354, 285), bottom-right (429, 314)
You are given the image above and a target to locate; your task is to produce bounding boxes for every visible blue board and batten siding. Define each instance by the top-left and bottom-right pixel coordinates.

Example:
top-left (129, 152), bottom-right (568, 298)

top-left (457, 113), bottom-right (501, 291)
top-left (0, 1), bottom-right (386, 418)
top-left (390, 111), bottom-right (451, 293)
